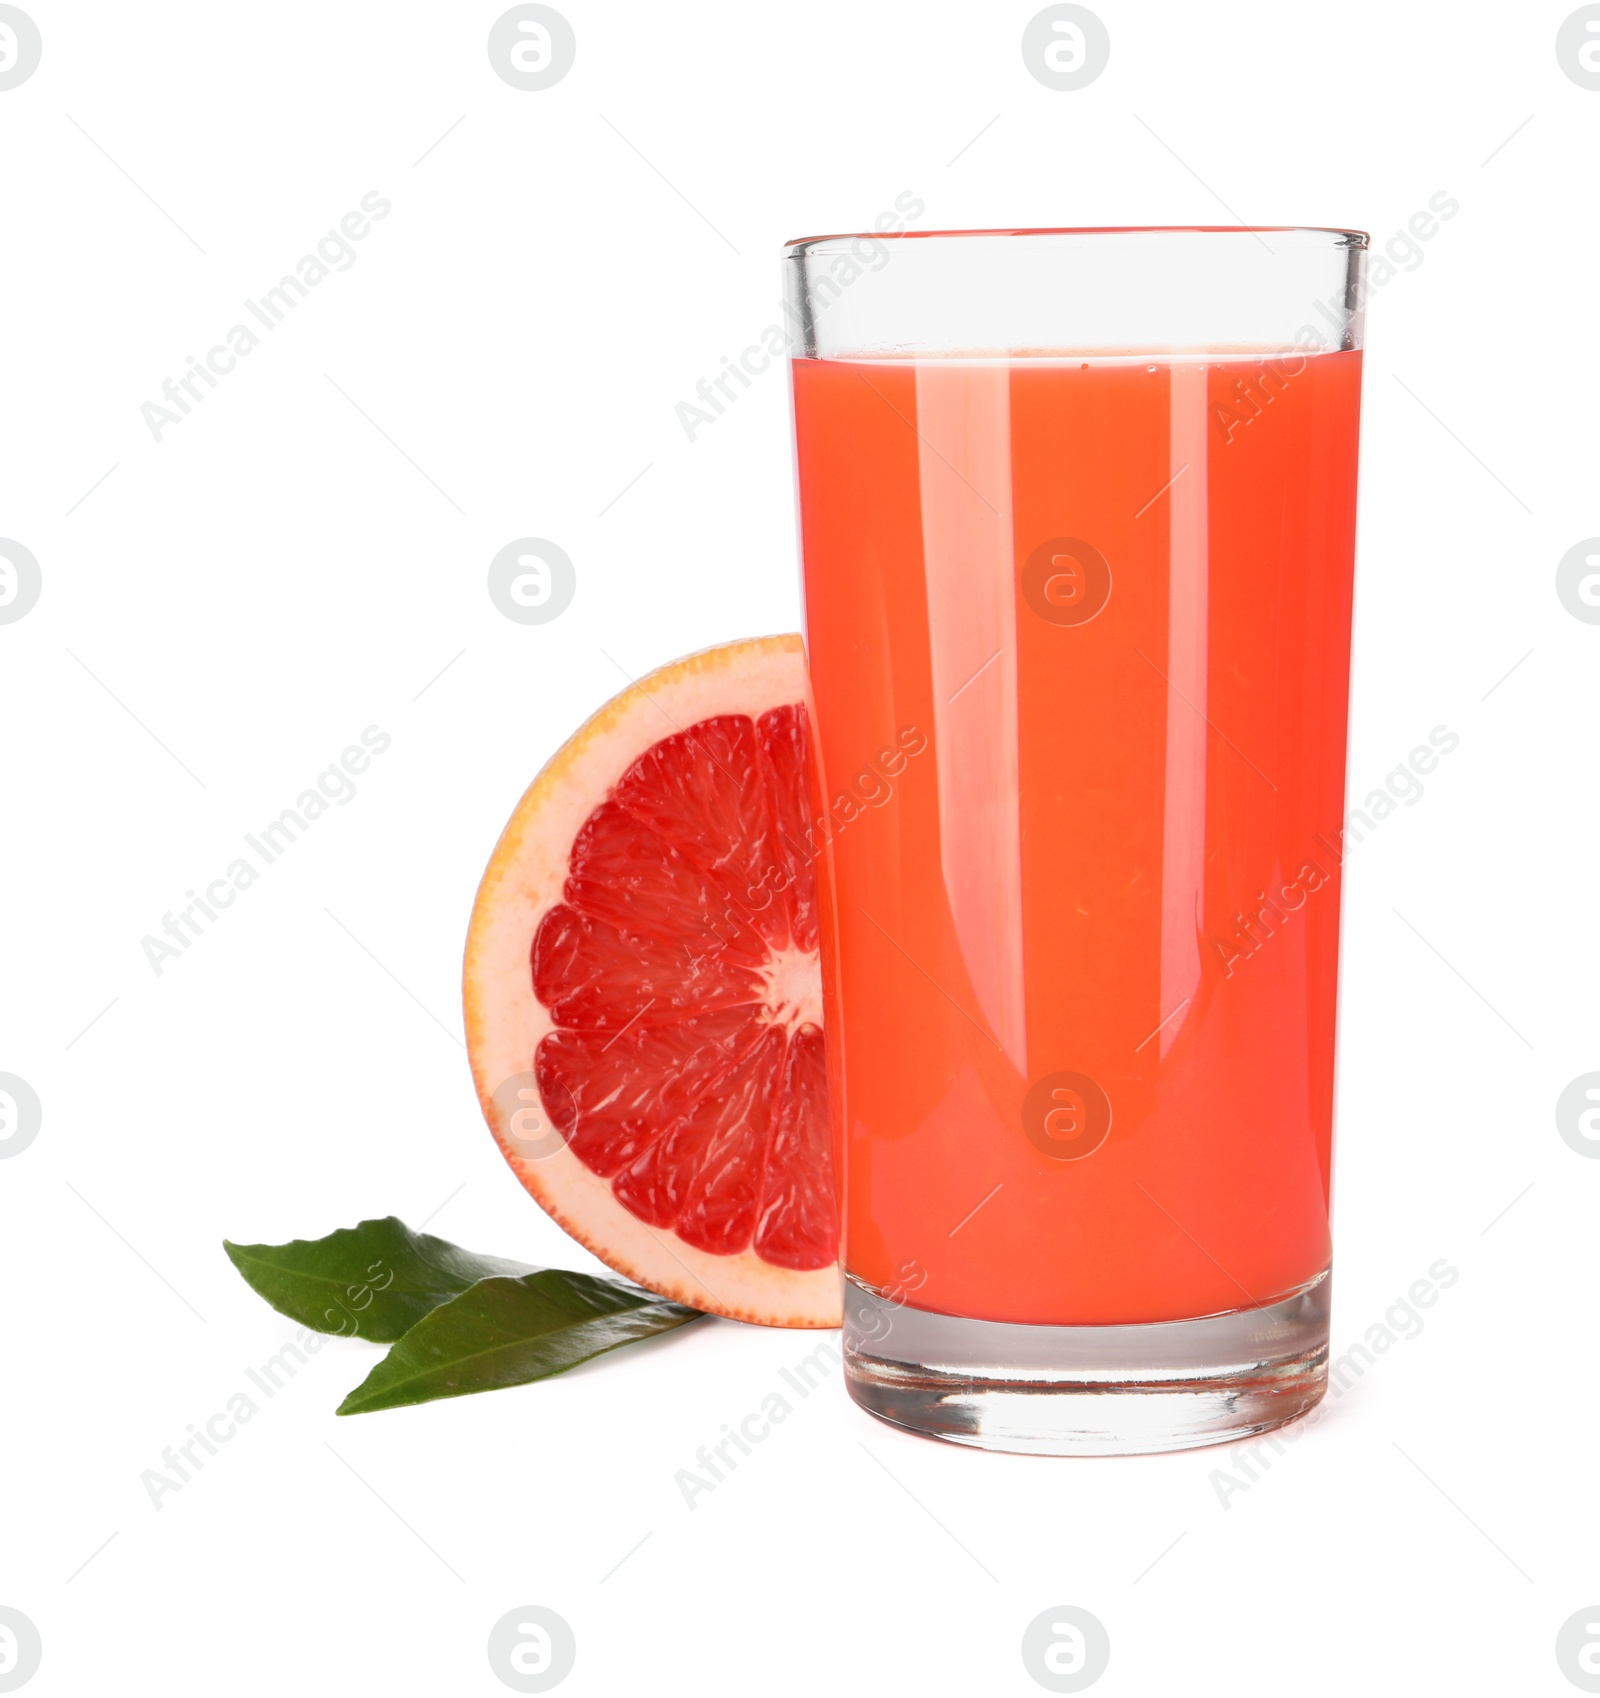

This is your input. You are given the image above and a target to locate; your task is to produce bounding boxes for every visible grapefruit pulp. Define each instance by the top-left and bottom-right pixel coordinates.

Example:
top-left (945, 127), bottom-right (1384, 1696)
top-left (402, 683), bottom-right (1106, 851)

top-left (464, 636), bottom-right (840, 1327)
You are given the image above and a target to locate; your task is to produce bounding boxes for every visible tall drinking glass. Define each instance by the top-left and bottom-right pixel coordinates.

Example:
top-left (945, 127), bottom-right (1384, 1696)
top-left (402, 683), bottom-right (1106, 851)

top-left (786, 227), bottom-right (1367, 1454)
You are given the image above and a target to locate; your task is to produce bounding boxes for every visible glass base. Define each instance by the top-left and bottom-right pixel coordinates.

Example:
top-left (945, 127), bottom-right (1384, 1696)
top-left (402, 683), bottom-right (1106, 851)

top-left (843, 1269), bottom-right (1330, 1456)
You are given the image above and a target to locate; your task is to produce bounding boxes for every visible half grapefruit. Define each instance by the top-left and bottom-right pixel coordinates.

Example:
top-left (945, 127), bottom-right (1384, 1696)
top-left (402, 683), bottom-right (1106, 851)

top-left (464, 636), bottom-right (839, 1328)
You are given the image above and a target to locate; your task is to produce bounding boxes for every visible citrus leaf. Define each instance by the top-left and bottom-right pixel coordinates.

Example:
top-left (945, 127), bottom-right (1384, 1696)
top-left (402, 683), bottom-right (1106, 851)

top-left (223, 1217), bottom-right (538, 1341)
top-left (336, 1269), bottom-right (705, 1415)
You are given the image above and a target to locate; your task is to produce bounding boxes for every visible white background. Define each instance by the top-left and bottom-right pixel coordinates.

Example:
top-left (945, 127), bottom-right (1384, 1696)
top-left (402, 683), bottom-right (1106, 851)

top-left (3, 2), bottom-right (1597, 1693)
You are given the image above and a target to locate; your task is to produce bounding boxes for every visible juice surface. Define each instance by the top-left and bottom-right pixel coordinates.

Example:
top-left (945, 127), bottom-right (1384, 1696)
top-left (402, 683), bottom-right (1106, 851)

top-left (792, 350), bottom-right (1362, 1325)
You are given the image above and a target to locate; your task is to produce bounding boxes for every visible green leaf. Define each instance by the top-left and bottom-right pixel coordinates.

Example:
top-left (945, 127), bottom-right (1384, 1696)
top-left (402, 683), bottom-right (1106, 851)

top-left (336, 1269), bottom-right (705, 1415)
top-left (223, 1216), bottom-right (538, 1342)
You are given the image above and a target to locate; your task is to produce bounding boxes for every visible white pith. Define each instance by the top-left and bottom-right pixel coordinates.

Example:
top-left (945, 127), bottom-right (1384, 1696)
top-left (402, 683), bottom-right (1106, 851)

top-left (759, 943), bottom-right (824, 1035)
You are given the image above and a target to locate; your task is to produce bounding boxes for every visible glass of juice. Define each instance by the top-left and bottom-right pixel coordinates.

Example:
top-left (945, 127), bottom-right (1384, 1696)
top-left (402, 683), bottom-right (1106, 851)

top-left (786, 226), bottom-right (1367, 1455)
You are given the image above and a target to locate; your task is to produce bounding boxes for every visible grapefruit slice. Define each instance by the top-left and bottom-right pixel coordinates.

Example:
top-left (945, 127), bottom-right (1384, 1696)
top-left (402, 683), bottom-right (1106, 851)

top-left (464, 635), bottom-right (839, 1328)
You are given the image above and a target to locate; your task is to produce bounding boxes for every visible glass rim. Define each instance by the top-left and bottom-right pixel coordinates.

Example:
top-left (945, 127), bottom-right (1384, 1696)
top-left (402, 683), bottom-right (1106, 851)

top-left (785, 224), bottom-right (1370, 252)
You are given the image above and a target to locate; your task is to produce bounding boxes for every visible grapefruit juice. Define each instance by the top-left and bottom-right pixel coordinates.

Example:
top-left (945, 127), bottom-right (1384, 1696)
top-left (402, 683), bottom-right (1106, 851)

top-left (793, 348), bottom-right (1363, 1329)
